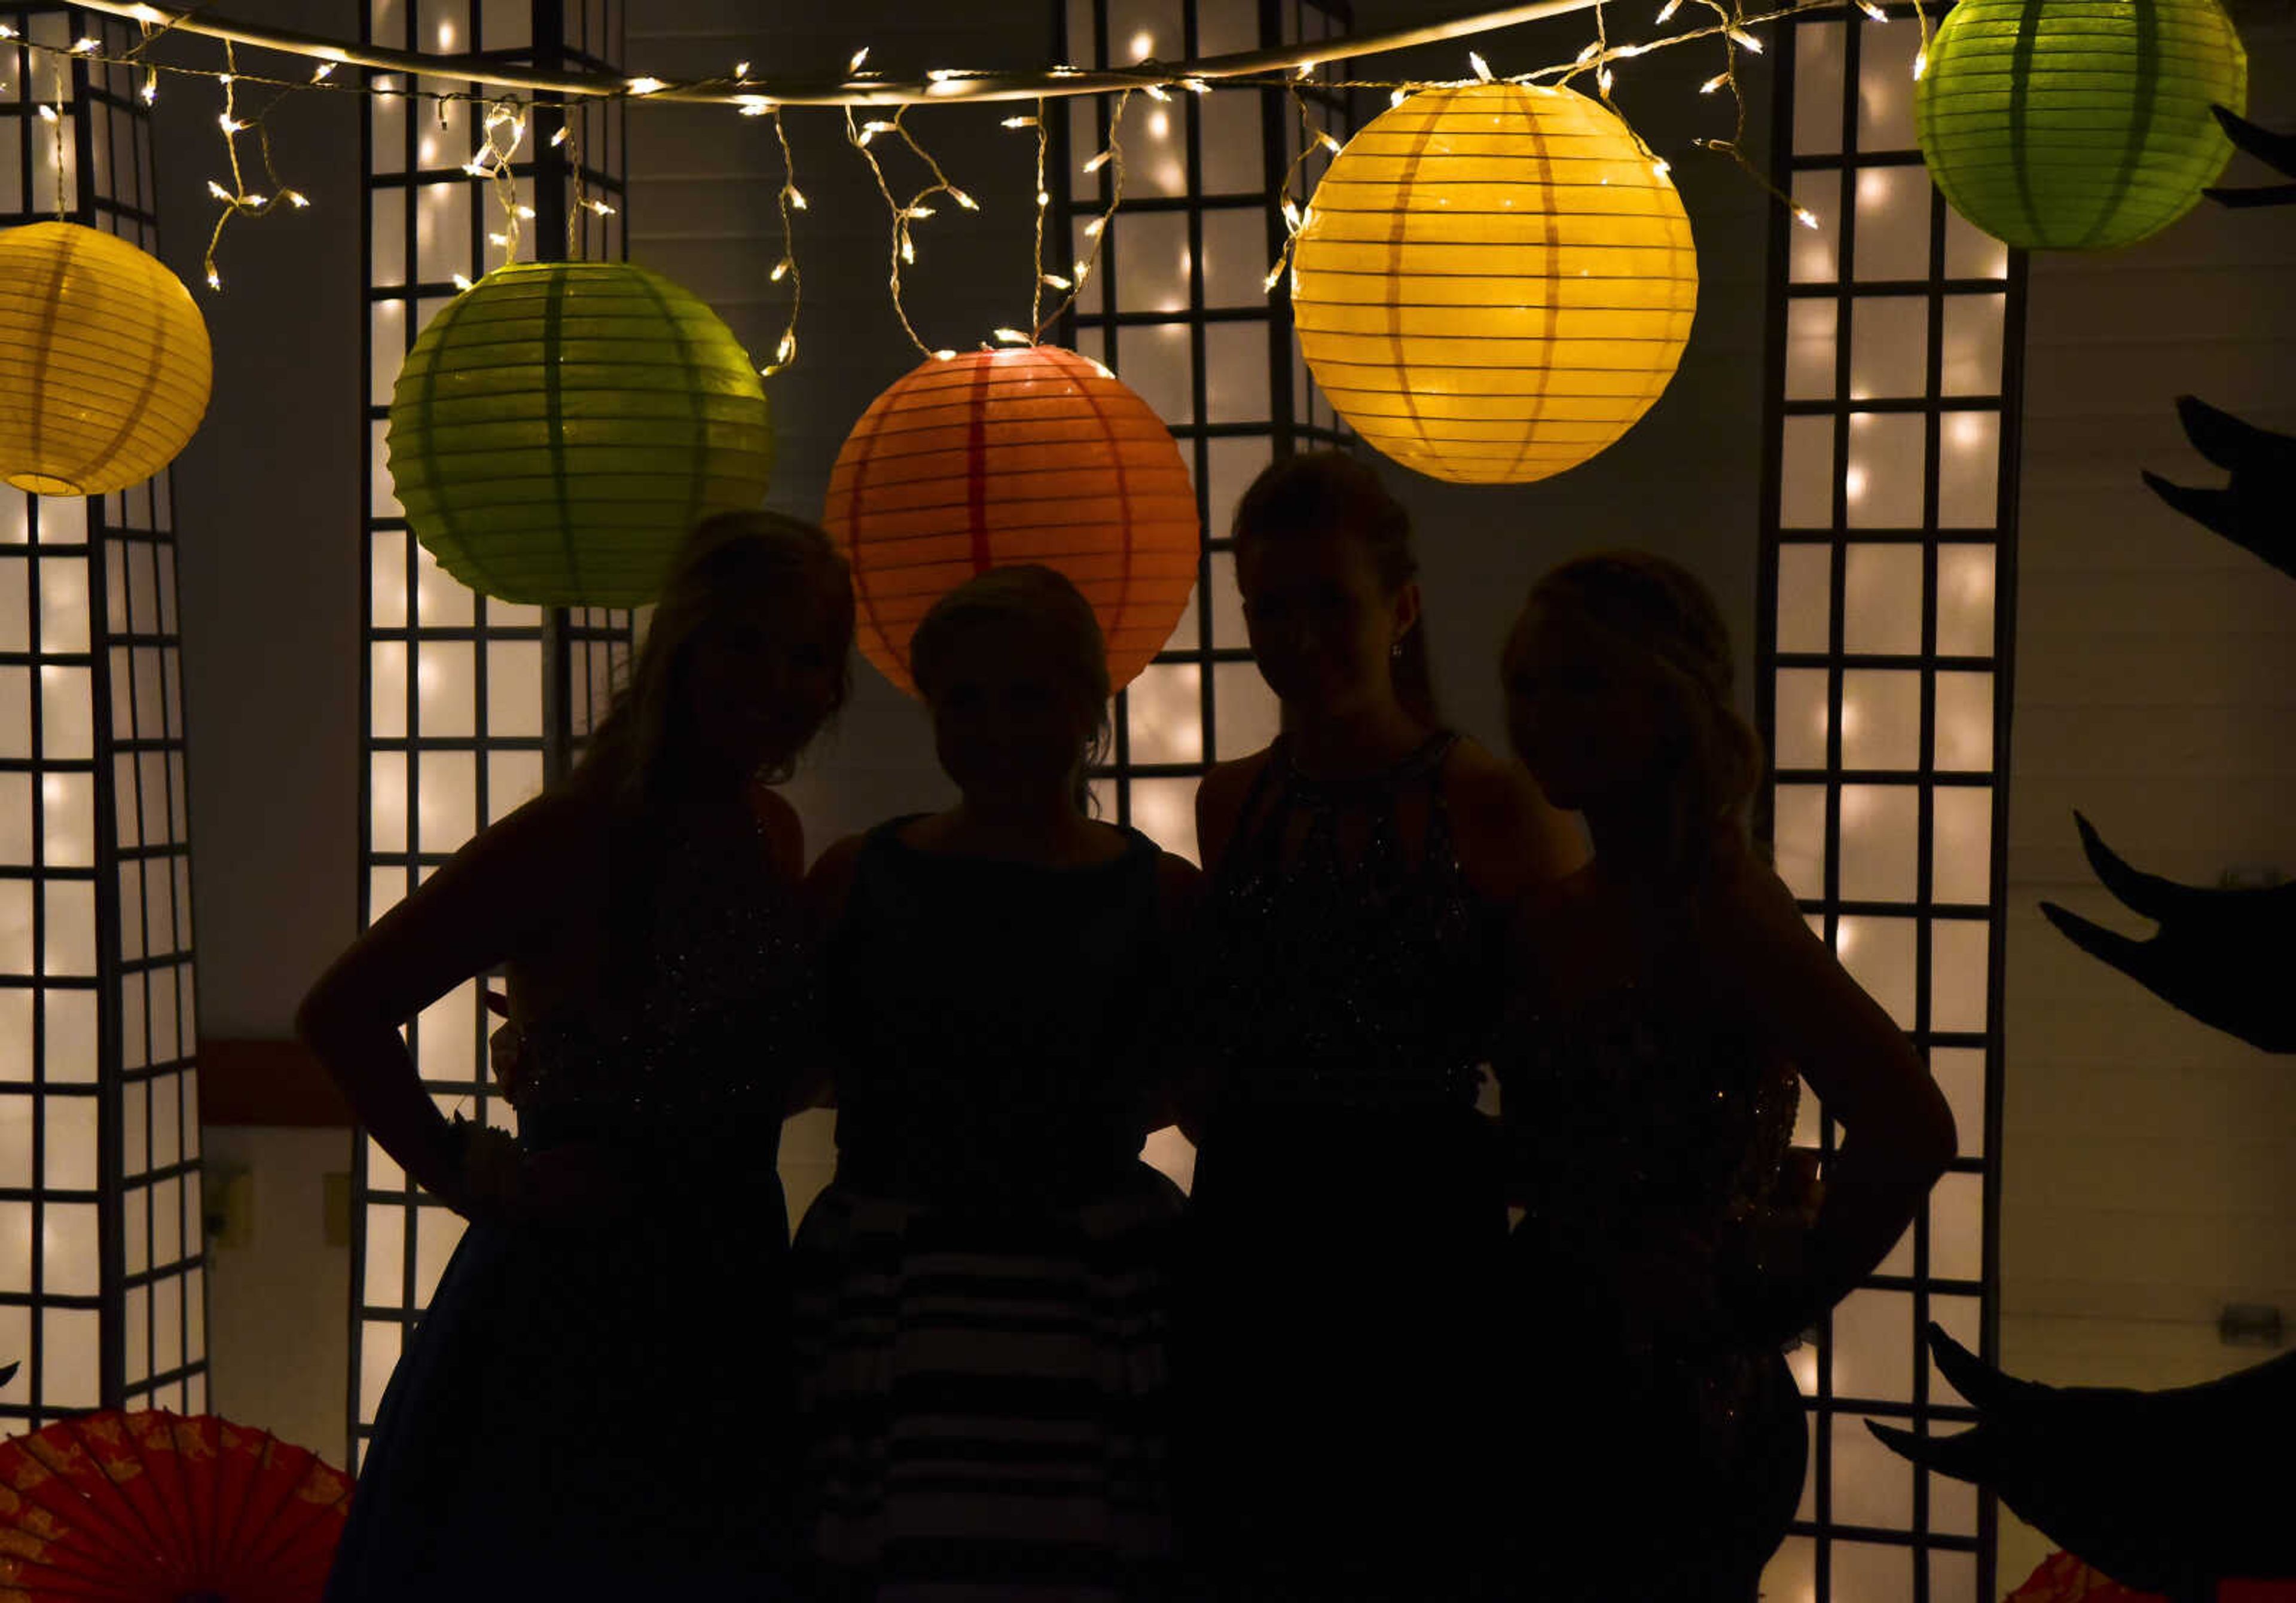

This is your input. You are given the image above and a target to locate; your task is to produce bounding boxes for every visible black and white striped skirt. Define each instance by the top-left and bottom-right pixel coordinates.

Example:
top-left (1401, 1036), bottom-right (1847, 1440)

top-left (790, 1165), bottom-right (1184, 1601)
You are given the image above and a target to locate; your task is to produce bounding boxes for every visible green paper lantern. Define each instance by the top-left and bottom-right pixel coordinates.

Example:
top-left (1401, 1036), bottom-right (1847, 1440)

top-left (387, 261), bottom-right (773, 606)
top-left (1915, 0), bottom-right (2248, 252)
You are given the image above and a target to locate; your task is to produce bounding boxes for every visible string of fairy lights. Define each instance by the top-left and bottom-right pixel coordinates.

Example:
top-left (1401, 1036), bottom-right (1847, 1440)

top-left (0, 0), bottom-right (1934, 376)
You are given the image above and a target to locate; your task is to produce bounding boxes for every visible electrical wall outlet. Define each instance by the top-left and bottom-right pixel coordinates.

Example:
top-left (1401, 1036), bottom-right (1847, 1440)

top-left (203, 1162), bottom-right (254, 1248)
top-left (322, 1172), bottom-right (352, 1248)
top-left (2219, 1303), bottom-right (2285, 1347)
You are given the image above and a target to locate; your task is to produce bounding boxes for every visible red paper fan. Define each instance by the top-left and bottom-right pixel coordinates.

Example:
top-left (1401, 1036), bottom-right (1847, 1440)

top-left (2008, 1551), bottom-right (2162, 1603)
top-left (2010, 1552), bottom-right (2296, 1603)
top-left (0, 1412), bottom-right (350, 1602)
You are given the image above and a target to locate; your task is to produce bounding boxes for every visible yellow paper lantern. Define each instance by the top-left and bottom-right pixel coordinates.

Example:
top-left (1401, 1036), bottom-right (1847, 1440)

top-left (1915, 0), bottom-right (2248, 252)
top-left (0, 222), bottom-right (212, 497)
top-left (1290, 84), bottom-right (1698, 486)
top-left (824, 347), bottom-right (1198, 696)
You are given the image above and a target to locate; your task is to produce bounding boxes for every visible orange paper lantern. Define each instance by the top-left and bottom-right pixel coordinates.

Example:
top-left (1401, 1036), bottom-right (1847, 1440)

top-left (824, 346), bottom-right (1199, 695)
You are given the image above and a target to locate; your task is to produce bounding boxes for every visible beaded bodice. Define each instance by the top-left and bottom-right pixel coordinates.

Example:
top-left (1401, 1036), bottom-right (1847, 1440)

top-left (822, 819), bottom-right (1177, 1208)
top-left (1498, 971), bottom-right (1802, 1256)
top-left (1199, 732), bottom-right (1502, 1110)
top-left (512, 811), bottom-right (817, 1160)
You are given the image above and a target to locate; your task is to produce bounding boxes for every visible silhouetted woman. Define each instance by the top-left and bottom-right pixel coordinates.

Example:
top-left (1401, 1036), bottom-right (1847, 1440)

top-left (303, 513), bottom-right (854, 1599)
top-left (1176, 453), bottom-right (1581, 1599)
top-left (793, 566), bottom-right (1201, 1601)
top-left (1496, 552), bottom-right (1957, 1601)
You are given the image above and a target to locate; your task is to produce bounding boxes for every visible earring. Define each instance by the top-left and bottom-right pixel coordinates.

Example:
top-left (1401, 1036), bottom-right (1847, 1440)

top-left (1391, 639), bottom-right (1405, 661)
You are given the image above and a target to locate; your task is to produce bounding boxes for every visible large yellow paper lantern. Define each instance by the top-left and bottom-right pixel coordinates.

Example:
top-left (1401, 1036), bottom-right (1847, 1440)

top-left (1915, 0), bottom-right (2247, 252)
top-left (1290, 83), bottom-right (1698, 486)
top-left (824, 346), bottom-right (1198, 695)
top-left (0, 222), bottom-right (212, 497)
top-left (387, 261), bottom-right (773, 606)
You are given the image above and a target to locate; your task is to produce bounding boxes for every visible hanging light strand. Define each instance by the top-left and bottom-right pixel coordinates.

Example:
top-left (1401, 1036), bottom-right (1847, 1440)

top-left (196, 42), bottom-right (316, 289)
top-left (468, 98), bottom-right (529, 265)
top-left (1263, 82), bottom-right (1339, 295)
top-left (763, 106), bottom-right (802, 375)
top-left (1031, 86), bottom-right (1129, 343)
top-left (43, 58), bottom-right (70, 217)
top-left (845, 103), bottom-right (981, 356)
top-left (1027, 96), bottom-right (1052, 337)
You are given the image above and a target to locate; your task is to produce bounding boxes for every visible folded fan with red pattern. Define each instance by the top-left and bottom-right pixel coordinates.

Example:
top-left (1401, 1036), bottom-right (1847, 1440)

top-left (2011, 1550), bottom-right (2296, 1603)
top-left (0, 1411), bottom-right (350, 1602)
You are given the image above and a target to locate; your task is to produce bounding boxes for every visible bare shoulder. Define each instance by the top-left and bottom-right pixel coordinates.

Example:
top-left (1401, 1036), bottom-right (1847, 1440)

top-left (1194, 746), bottom-right (1277, 873)
top-left (1442, 735), bottom-right (1588, 899)
top-left (1699, 847), bottom-right (1819, 961)
top-left (750, 785), bottom-right (806, 882)
top-left (1692, 845), bottom-right (1888, 1034)
top-left (428, 785), bottom-right (606, 921)
top-left (1153, 850), bottom-right (1206, 931)
top-left (802, 832), bottom-right (871, 929)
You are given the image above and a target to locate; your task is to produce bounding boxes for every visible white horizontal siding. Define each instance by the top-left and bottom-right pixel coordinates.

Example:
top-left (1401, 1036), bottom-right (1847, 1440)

top-left (2000, 7), bottom-right (2296, 1435)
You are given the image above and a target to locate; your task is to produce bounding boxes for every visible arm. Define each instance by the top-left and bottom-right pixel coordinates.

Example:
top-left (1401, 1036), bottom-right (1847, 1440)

top-left (787, 833), bottom-right (867, 1116)
top-left (295, 792), bottom-right (591, 1210)
top-left (1146, 852), bottom-right (1208, 1141)
top-left (1711, 861), bottom-right (1959, 1341)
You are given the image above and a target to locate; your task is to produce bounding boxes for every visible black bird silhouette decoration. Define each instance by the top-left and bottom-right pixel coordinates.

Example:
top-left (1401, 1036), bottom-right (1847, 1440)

top-left (2141, 397), bottom-right (2296, 582)
top-left (2038, 811), bottom-right (2296, 1055)
top-left (1871, 1325), bottom-right (2296, 1602)
top-left (2205, 106), bottom-right (2296, 207)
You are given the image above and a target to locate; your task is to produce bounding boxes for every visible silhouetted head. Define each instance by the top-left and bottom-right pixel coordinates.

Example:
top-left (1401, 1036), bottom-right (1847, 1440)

top-left (1231, 451), bottom-right (1437, 730)
top-left (574, 511), bottom-right (854, 808)
top-left (909, 564), bottom-right (1110, 813)
top-left (1503, 551), bottom-right (1761, 875)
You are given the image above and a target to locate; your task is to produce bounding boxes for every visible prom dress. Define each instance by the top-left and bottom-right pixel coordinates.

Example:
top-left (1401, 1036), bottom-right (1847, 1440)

top-left (323, 813), bottom-right (816, 1601)
top-left (791, 819), bottom-right (1188, 1601)
top-left (1496, 958), bottom-right (1812, 1603)
top-left (1178, 732), bottom-right (1512, 1600)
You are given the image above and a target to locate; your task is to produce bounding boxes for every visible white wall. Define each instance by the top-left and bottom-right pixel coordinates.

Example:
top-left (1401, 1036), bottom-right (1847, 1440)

top-left (1996, 6), bottom-right (2296, 1587)
top-left (200, 1125), bottom-right (354, 1462)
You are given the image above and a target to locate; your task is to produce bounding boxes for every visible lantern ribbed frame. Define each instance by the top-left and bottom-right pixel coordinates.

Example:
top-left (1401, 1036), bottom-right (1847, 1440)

top-left (1289, 83), bottom-right (1698, 487)
top-left (1915, 0), bottom-right (2248, 252)
top-left (0, 222), bottom-right (212, 497)
top-left (386, 260), bottom-right (774, 606)
top-left (824, 346), bottom-right (1200, 697)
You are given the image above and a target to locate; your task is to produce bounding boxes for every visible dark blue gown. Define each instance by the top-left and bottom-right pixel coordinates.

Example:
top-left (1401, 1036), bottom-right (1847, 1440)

top-left (1497, 952), bottom-right (1812, 1602)
top-left (325, 812), bottom-right (815, 1601)
top-left (1177, 732), bottom-right (1512, 1599)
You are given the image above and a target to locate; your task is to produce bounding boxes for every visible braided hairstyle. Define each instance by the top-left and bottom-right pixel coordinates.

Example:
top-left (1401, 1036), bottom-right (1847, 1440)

top-left (1522, 550), bottom-right (1764, 884)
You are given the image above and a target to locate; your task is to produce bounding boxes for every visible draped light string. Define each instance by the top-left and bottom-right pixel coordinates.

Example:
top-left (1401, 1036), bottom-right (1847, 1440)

top-left (756, 106), bottom-right (804, 375)
top-left (2, 0), bottom-right (1910, 328)
top-left (1019, 99), bottom-right (1052, 338)
top-left (843, 103), bottom-right (982, 358)
top-left (203, 43), bottom-right (311, 290)
top-left (459, 98), bottom-right (531, 280)
top-left (1023, 87), bottom-right (1131, 352)
top-left (46, 56), bottom-right (70, 215)
top-left (1265, 82), bottom-right (1343, 294)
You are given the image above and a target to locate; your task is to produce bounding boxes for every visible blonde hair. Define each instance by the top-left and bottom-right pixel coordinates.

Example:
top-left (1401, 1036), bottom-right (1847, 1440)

top-left (1519, 551), bottom-right (1764, 882)
top-left (908, 564), bottom-right (1110, 810)
top-left (567, 509), bottom-right (854, 813)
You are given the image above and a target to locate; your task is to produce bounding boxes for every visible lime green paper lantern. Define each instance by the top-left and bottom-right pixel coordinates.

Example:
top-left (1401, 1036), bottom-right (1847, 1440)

top-left (1915, 0), bottom-right (2248, 252)
top-left (387, 261), bottom-right (773, 606)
